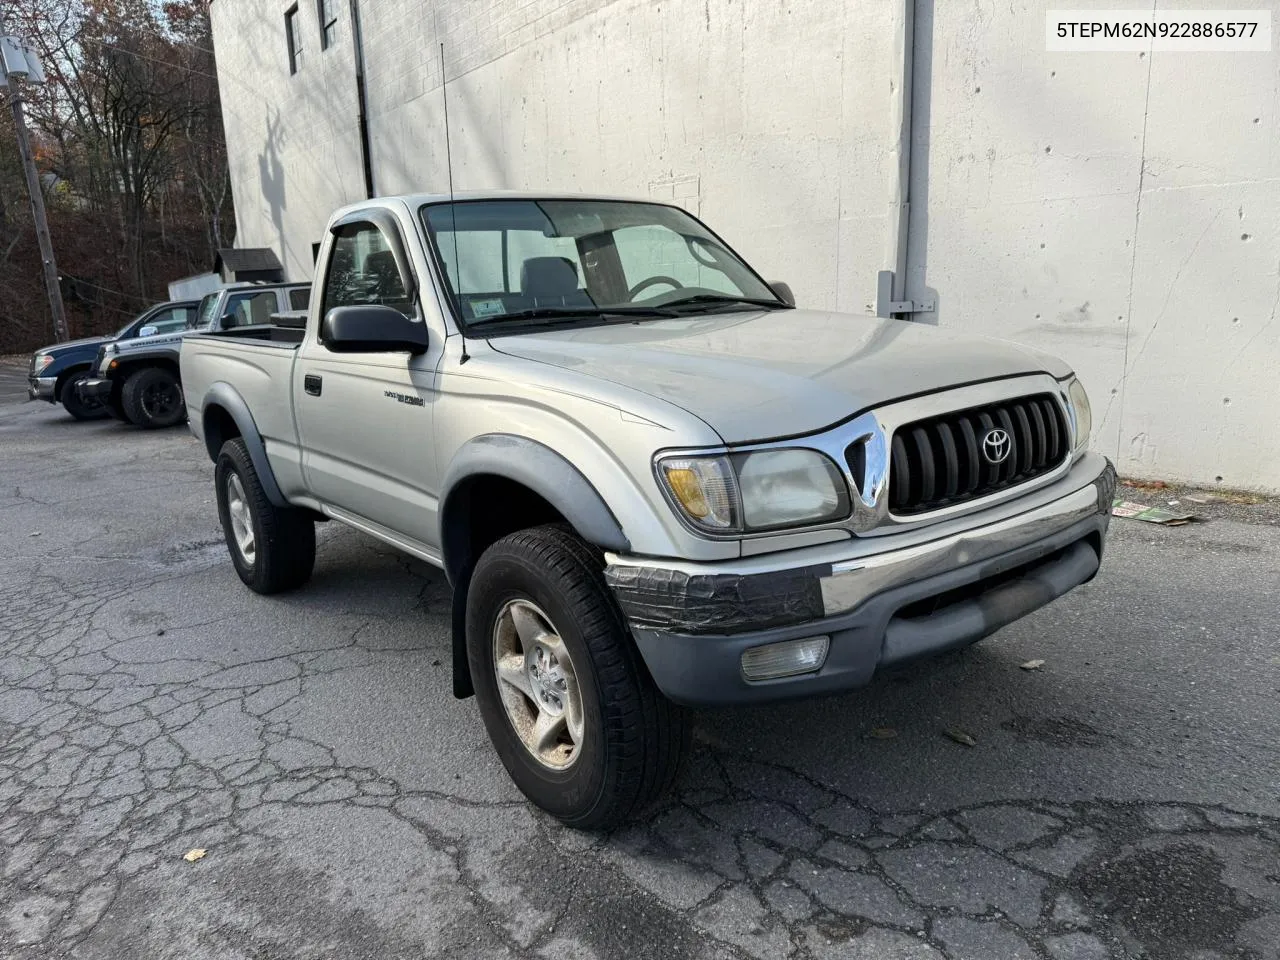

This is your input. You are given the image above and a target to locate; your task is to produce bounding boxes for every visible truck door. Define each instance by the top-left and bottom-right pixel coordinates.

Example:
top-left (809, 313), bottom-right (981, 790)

top-left (293, 215), bottom-right (443, 547)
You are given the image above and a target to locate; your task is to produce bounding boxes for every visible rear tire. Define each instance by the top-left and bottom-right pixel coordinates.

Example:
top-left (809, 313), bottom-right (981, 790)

top-left (121, 366), bottom-right (185, 428)
top-left (467, 525), bottom-right (688, 829)
top-left (215, 438), bottom-right (315, 594)
top-left (59, 373), bottom-right (109, 421)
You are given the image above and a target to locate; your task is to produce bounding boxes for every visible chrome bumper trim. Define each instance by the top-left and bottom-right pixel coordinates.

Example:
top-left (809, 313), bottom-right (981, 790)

top-left (820, 479), bottom-right (1099, 616)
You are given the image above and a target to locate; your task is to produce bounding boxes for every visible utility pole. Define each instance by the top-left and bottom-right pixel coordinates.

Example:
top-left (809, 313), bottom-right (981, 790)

top-left (1, 16), bottom-right (68, 341)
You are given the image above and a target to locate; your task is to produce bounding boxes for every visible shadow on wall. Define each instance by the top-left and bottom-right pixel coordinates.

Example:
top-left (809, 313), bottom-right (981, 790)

top-left (258, 109), bottom-right (289, 267)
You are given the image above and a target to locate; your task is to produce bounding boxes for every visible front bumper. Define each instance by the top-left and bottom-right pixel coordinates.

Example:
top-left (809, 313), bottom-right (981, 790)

top-left (28, 376), bottom-right (57, 401)
top-left (607, 453), bottom-right (1116, 706)
top-left (78, 377), bottom-right (113, 402)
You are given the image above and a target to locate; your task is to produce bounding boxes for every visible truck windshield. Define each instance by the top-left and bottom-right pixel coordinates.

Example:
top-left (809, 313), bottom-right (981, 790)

top-left (419, 199), bottom-right (788, 333)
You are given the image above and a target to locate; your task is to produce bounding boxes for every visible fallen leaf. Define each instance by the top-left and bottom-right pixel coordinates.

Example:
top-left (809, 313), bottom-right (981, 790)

top-left (182, 848), bottom-right (206, 862)
top-left (1121, 478), bottom-right (1168, 491)
top-left (1020, 659), bottom-right (1045, 671)
top-left (868, 727), bottom-right (898, 740)
top-left (944, 728), bottom-right (977, 747)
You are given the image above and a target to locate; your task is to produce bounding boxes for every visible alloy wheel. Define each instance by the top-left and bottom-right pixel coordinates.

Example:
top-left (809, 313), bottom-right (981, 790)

top-left (492, 599), bottom-right (585, 769)
top-left (225, 472), bottom-right (256, 564)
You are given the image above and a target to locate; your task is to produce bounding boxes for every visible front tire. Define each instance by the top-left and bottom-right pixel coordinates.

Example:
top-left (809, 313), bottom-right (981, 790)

top-left (60, 373), bottom-right (109, 421)
top-left (215, 438), bottom-right (315, 594)
top-left (467, 525), bottom-right (688, 829)
top-left (121, 367), bottom-right (185, 428)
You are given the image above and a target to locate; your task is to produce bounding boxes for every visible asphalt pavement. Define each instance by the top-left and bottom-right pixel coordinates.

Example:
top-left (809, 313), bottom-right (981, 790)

top-left (1, 393), bottom-right (1278, 960)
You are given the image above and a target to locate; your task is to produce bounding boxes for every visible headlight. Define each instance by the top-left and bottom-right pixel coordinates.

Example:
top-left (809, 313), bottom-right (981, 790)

top-left (1065, 376), bottom-right (1092, 452)
top-left (33, 354), bottom-right (53, 373)
top-left (658, 449), bottom-right (850, 534)
top-left (103, 343), bottom-right (118, 356)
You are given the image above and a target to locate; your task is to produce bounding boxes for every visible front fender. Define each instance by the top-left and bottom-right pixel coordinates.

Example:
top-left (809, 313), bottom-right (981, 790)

top-left (200, 382), bottom-right (288, 507)
top-left (439, 433), bottom-right (635, 700)
top-left (440, 434), bottom-right (630, 569)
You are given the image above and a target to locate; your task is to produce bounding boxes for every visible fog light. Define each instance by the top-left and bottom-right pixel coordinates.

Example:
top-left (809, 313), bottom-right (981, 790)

top-left (740, 636), bottom-right (829, 681)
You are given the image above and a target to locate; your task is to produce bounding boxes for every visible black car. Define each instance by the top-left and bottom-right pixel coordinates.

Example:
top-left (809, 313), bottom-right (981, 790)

top-left (27, 300), bottom-right (199, 419)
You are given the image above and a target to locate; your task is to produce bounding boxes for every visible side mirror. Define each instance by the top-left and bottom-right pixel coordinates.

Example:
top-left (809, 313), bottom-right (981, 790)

top-left (321, 304), bottom-right (429, 354)
top-left (138, 324), bottom-right (158, 338)
top-left (770, 282), bottom-right (796, 307)
top-left (221, 313), bottom-right (238, 327)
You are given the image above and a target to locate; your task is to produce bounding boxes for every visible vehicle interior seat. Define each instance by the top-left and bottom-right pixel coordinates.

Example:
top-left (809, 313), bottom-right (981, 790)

top-left (520, 256), bottom-right (593, 307)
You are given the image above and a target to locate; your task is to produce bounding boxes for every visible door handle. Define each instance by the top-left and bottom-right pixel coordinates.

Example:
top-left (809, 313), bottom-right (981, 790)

top-left (304, 374), bottom-right (322, 396)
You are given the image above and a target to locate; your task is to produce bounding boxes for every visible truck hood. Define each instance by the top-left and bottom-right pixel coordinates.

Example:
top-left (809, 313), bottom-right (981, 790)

top-left (37, 335), bottom-right (111, 357)
top-left (488, 309), bottom-right (1071, 443)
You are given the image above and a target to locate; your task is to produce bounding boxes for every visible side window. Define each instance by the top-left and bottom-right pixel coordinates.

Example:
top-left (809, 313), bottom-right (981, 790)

top-left (288, 287), bottom-right (311, 310)
top-left (321, 221), bottom-right (413, 318)
top-left (285, 5), bottom-right (302, 74)
top-left (192, 294), bottom-right (221, 330)
top-left (145, 307), bottom-right (195, 335)
top-left (224, 291), bottom-right (279, 328)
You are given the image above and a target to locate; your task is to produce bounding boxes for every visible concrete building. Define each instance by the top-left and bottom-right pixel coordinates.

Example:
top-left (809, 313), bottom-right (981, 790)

top-left (209, 0), bottom-right (1280, 491)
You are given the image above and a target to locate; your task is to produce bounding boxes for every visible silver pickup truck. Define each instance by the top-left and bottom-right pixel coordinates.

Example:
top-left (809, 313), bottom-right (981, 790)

top-left (181, 192), bottom-right (1115, 828)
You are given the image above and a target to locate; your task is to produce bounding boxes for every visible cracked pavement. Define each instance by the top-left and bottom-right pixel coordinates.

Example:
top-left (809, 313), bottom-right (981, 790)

top-left (2, 390), bottom-right (1279, 959)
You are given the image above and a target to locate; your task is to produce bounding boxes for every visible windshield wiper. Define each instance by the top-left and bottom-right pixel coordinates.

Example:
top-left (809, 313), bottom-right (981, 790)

top-left (465, 305), bottom-right (679, 327)
top-left (659, 294), bottom-right (790, 313)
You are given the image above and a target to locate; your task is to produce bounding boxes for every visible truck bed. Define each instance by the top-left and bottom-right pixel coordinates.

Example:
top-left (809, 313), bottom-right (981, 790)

top-left (180, 329), bottom-right (302, 494)
top-left (193, 324), bottom-right (305, 346)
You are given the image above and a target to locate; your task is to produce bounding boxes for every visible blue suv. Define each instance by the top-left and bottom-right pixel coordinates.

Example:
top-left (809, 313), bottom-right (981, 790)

top-left (27, 300), bottom-right (199, 420)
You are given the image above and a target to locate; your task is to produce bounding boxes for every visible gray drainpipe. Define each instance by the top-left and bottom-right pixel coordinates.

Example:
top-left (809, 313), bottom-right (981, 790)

top-left (877, 0), bottom-right (930, 318)
top-left (349, 0), bottom-right (375, 198)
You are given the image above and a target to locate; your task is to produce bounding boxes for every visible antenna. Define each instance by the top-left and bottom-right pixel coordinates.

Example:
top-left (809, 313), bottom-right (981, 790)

top-left (440, 42), bottom-right (469, 364)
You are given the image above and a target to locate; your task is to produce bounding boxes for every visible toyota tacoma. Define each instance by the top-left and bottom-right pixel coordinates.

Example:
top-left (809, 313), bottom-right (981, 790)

top-left (179, 193), bottom-right (1114, 828)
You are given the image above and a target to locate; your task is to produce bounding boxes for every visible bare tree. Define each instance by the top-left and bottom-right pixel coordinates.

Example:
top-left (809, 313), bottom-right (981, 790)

top-left (0, 0), bottom-right (235, 350)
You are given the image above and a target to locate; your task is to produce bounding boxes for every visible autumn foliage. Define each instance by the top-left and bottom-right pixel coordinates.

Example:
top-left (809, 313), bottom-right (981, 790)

top-left (1, 0), bottom-right (235, 352)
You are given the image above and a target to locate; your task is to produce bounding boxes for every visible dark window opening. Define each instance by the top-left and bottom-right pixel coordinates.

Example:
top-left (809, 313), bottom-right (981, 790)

top-left (285, 5), bottom-right (302, 74)
top-left (318, 0), bottom-right (338, 49)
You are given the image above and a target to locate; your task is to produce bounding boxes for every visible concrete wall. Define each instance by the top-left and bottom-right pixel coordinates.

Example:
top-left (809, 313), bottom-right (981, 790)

top-left (909, 0), bottom-right (1280, 490)
top-left (211, 0), bottom-right (370, 274)
top-left (210, 0), bottom-right (1280, 490)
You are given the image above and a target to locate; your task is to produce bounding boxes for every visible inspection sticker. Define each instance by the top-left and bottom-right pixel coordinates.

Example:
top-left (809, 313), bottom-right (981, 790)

top-left (1047, 10), bottom-right (1271, 51)
top-left (469, 299), bottom-right (507, 318)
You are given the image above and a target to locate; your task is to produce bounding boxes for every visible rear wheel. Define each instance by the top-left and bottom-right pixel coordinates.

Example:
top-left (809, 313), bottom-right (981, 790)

top-left (215, 438), bottom-right (315, 594)
top-left (121, 367), bottom-right (185, 428)
top-left (59, 373), bottom-right (109, 421)
top-left (467, 525), bottom-right (688, 829)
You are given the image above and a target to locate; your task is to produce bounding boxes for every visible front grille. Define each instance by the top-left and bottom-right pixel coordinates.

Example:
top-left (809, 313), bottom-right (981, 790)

top-left (878, 393), bottom-right (1069, 515)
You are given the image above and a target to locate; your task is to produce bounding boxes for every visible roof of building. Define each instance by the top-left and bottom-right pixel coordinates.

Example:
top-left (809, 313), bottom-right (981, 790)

top-left (214, 247), bottom-right (284, 274)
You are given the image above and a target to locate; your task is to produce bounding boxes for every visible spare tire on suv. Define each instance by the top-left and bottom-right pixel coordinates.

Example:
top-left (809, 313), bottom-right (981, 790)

top-left (121, 366), bottom-right (186, 428)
